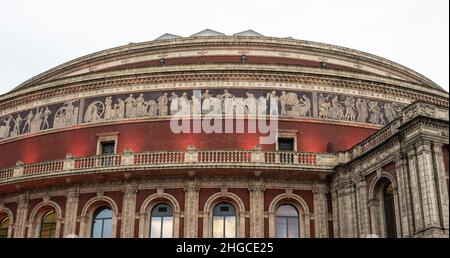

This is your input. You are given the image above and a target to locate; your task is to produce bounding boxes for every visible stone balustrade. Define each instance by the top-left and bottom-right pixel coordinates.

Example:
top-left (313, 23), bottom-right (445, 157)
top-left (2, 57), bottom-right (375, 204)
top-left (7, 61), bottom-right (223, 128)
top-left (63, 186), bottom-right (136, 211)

top-left (0, 147), bottom-right (337, 183)
top-left (336, 101), bottom-right (449, 163)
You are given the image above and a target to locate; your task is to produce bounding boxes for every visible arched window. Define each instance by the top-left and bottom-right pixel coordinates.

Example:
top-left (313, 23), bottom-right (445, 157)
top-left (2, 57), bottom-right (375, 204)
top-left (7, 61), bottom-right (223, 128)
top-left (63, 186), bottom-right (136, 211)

top-left (276, 204), bottom-right (299, 238)
top-left (92, 206), bottom-right (113, 238)
top-left (150, 203), bottom-right (174, 238)
top-left (383, 183), bottom-right (397, 238)
top-left (212, 202), bottom-right (236, 238)
top-left (40, 211), bottom-right (57, 238)
top-left (0, 217), bottom-right (9, 238)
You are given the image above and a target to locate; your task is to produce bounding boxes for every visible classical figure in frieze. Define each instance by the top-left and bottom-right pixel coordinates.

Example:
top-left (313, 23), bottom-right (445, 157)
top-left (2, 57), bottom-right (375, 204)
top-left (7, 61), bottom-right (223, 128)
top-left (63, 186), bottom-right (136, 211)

top-left (65, 101), bottom-right (76, 125)
top-left (104, 96), bottom-right (113, 120)
top-left (125, 94), bottom-right (136, 118)
top-left (146, 100), bottom-right (158, 117)
top-left (244, 92), bottom-right (257, 116)
top-left (329, 95), bottom-right (344, 120)
top-left (0, 88), bottom-right (414, 141)
top-left (279, 91), bottom-right (288, 116)
top-left (209, 96), bottom-right (222, 115)
top-left (222, 90), bottom-right (235, 115)
top-left (42, 106), bottom-right (52, 130)
top-left (368, 101), bottom-right (386, 125)
top-left (136, 94), bottom-right (146, 117)
top-left (234, 97), bottom-right (246, 116)
top-left (31, 107), bottom-right (43, 133)
top-left (113, 98), bottom-right (125, 119)
top-left (281, 92), bottom-right (300, 116)
top-left (356, 98), bottom-right (369, 123)
top-left (179, 92), bottom-right (190, 116)
top-left (11, 114), bottom-right (22, 137)
top-left (257, 95), bottom-right (267, 115)
top-left (84, 101), bottom-right (104, 123)
top-left (157, 93), bottom-right (169, 116)
top-left (384, 102), bottom-right (397, 123)
top-left (170, 92), bottom-right (179, 115)
top-left (191, 94), bottom-right (201, 115)
top-left (22, 110), bottom-right (34, 134)
top-left (318, 94), bottom-right (331, 119)
top-left (0, 115), bottom-right (12, 139)
top-left (201, 90), bottom-right (211, 114)
top-left (298, 95), bottom-right (311, 117)
top-left (54, 101), bottom-right (79, 129)
top-left (344, 96), bottom-right (357, 121)
top-left (266, 91), bottom-right (278, 116)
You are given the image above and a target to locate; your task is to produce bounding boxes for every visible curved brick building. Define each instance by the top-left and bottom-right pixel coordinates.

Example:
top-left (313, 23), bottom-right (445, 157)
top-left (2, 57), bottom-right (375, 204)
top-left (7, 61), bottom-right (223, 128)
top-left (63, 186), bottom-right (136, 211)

top-left (0, 29), bottom-right (448, 238)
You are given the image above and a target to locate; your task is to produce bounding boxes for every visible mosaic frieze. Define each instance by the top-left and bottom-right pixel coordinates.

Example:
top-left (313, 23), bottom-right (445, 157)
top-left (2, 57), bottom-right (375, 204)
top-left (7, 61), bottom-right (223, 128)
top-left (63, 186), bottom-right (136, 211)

top-left (0, 88), bottom-right (406, 141)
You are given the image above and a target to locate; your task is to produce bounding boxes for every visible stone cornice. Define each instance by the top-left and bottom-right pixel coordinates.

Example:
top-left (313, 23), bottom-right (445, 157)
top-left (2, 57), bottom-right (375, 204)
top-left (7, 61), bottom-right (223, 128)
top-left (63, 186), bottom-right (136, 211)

top-left (0, 65), bottom-right (447, 110)
top-left (7, 36), bottom-right (443, 94)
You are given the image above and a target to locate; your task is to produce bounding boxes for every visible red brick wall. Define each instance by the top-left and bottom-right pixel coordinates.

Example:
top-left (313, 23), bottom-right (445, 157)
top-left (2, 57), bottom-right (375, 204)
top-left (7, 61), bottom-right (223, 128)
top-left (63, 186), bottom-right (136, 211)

top-left (0, 120), bottom-right (376, 168)
top-left (383, 162), bottom-right (396, 179)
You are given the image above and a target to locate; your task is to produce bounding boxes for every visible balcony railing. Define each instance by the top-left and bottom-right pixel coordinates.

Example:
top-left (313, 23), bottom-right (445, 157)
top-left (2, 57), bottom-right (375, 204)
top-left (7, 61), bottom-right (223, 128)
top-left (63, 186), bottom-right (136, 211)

top-left (0, 147), bottom-right (338, 183)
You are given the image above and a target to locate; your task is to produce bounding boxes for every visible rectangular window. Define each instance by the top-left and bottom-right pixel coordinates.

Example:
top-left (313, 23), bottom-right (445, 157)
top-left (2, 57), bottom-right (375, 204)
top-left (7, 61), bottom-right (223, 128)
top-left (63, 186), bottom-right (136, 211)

top-left (278, 138), bottom-right (295, 151)
top-left (101, 141), bottom-right (116, 155)
top-left (96, 132), bottom-right (119, 156)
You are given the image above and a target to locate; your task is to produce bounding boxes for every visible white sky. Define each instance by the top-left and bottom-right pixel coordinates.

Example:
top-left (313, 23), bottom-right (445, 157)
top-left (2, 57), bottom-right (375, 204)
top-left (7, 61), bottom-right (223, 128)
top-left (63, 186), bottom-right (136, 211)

top-left (0, 0), bottom-right (448, 95)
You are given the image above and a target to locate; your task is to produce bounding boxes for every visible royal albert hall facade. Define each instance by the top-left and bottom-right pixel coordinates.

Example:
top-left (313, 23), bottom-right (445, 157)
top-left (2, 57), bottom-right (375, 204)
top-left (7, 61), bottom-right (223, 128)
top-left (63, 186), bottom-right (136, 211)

top-left (0, 29), bottom-right (448, 238)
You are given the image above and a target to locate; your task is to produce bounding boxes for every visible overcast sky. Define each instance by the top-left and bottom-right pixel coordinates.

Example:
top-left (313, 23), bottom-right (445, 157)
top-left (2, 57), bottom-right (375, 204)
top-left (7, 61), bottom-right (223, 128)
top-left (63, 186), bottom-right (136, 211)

top-left (0, 0), bottom-right (448, 95)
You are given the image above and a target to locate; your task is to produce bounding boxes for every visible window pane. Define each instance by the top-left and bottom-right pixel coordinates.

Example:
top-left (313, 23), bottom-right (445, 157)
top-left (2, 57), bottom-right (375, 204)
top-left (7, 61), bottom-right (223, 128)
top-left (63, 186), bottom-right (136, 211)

top-left (152, 203), bottom-right (173, 217)
top-left (276, 205), bottom-right (298, 217)
top-left (40, 211), bottom-right (57, 238)
top-left (40, 222), bottom-right (56, 238)
top-left (101, 142), bottom-right (115, 155)
top-left (92, 220), bottom-right (102, 238)
top-left (95, 208), bottom-right (112, 219)
top-left (278, 138), bottom-right (294, 151)
top-left (102, 218), bottom-right (112, 238)
top-left (150, 217), bottom-right (162, 238)
top-left (287, 217), bottom-right (299, 238)
top-left (276, 217), bottom-right (287, 238)
top-left (224, 216), bottom-right (236, 238)
top-left (162, 217), bottom-right (174, 238)
top-left (213, 203), bottom-right (236, 216)
top-left (213, 216), bottom-right (224, 238)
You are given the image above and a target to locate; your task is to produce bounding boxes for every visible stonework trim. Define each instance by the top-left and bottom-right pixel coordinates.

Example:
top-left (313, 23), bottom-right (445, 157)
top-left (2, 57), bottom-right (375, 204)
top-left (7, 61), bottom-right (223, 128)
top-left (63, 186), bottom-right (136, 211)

top-left (79, 196), bottom-right (119, 238)
top-left (368, 173), bottom-right (401, 238)
top-left (268, 193), bottom-right (311, 238)
top-left (202, 192), bottom-right (246, 238)
top-left (0, 207), bottom-right (14, 238)
top-left (27, 200), bottom-right (63, 238)
top-left (138, 193), bottom-right (181, 238)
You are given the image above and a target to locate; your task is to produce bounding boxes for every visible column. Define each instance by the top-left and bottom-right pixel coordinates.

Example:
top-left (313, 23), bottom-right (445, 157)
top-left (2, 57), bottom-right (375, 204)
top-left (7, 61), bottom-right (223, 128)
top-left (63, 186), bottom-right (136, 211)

top-left (249, 176), bottom-right (265, 238)
top-left (121, 183), bottom-right (138, 238)
top-left (313, 183), bottom-right (329, 238)
top-left (431, 142), bottom-right (449, 233)
top-left (331, 191), bottom-right (340, 238)
top-left (355, 177), bottom-right (370, 237)
top-left (337, 186), bottom-right (357, 238)
top-left (184, 175), bottom-right (200, 238)
top-left (407, 148), bottom-right (424, 232)
top-left (395, 157), bottom-right (413, 237)
top-left (64, 187), bottom-right (79, 237)
top-left (13, 193), bottom-right (29, 238)
top-left (415, 141), bottom-right (441, 233)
